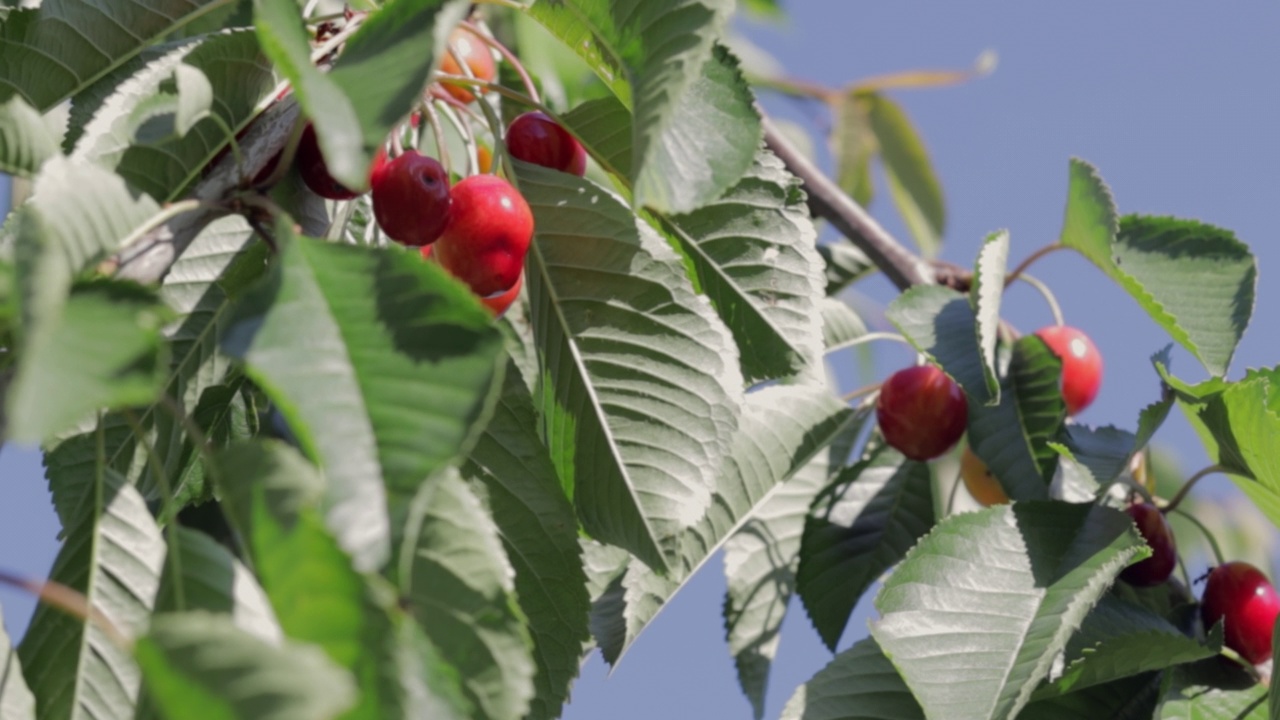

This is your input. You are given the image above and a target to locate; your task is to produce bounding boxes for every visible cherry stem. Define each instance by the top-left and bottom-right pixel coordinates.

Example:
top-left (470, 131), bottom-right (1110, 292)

top-left (1012, 272), bottom-right (1065, 327)
top-left (746, 73), bottom-right (835, 101)
top-left (0, 569), bottom-right (130, 648)
top-left (461, 19), bottom-right (541, 105)
top-left (431, 99), bottom-right (478, 175)
top-left (1161, 464), bottom-right (1227, 515)
top-left (419, 99), bottom-right (451, 175)
top-left (945, 467), bottom-right (965, 516)
top-left (122, 410), bottom-right (185, 610)
top-left (1004, 242), bottom-right (1066, 287)
top-left (1169, 508), bottom-right (1226, 567)
top-left (472, 0), bottom-right (529, 10)
top-left (155, 394), bottom-right (222, 495)
top-left (841, 381), bottom-right (883, 404)
top-left (824, 331), bottom-right (916, 356)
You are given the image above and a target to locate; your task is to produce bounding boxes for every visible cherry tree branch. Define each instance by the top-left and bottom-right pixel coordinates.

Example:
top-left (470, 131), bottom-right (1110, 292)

top-left (761, 115), bottom-right (933, 290)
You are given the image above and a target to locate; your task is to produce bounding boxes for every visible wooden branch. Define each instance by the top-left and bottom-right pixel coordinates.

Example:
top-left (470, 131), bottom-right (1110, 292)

top-left (761, 115), bottom-right (932, 290)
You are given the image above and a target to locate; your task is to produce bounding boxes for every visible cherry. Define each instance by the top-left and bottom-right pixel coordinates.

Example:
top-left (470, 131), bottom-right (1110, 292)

top-left (481, 273), bottom-right (523, 317)
top-left (1034, 325), bottom-right (1102, 415)
top-left (1120, 503), bottom-right (1177, 587)
top-left (1200, 561), bottom-right (1280, 665)
top-left (371, 150), bottom-right (451, 247)
top-left (433, 175), bottom-right (534, 297)
top-left (960, 446), bottom-right (1009, 506)
top-left (297, 123), bottom-right (359, 200)
top-left (505, 112), bottom-right (587, 176)
top-left (876, 365), bottom-right (968, 462)
top-left (438, 27), bottom-right (495, 104)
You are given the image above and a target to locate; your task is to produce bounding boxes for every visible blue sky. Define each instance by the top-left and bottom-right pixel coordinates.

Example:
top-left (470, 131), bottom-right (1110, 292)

top-left (2, 3), bottom-right (1279, 719)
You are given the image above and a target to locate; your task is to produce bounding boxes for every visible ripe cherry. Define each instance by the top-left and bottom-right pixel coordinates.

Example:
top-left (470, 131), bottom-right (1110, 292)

top-left (1120, 503), bottom-right (1177, 587)
top-left (505, 112), bottom-right (587, 176)
top-left (297, 123), bottom-right (359, 200)
top-left (434, 175), bottom-right (534, 297)
top-left (438, 27), bottom-right (495, 104)
top-left (1034, 325), bottom-right (1103, 416)
top-left (1200, 561), bottom-right (1280, 665)
top-left (876, 365), bottom-right (968, 462)
top-left (481, 273), bottom-right (523, 317)
top-left (960, 446), bottom-right (1009, 506)
top-left (371, 150), bottom-right (451, 247)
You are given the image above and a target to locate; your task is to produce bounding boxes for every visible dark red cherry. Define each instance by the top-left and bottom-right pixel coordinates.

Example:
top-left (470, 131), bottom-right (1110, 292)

top-left (1200, 561), bottom-right (1280, 665)
top-left (1120, 503), bottom-right (1177, 587)
top-left (876, 365), bottom-right (968, 461)
top-left (505, 112), bottom-right (587, 176)
top-left (297, 123), bottom-right (359, 200)
top-left (370, 150), bottom-right (451, 247)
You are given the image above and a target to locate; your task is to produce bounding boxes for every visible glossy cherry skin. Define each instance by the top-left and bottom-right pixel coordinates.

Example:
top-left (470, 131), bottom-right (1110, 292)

top-left (960, 446), bottom-right (1009, 506)
top-left (434, 175), bottom-right (534, 296)
top-left (481, 272), bottom-right (523, 317)
top-left (876, 365), bottom-right (968, 461)
top-left (371, 150), bottom-right (451, 247)
top-left (297, 123), bottom-right (359, 200)
top-left (1200, 561), bottom-right (1280, 665)
top-left (1034, 325), bottom-right (1103, 416)
top-left (505, 112), bottom-right (587, 176)
top-left (1120, 503), bottom-right (1177, 587)
top-left (438, 27), bottom-right (495, 104)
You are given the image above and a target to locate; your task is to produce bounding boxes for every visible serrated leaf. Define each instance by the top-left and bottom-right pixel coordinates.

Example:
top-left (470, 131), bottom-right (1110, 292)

top-left (779, 637), bottom-right (924, 720)
top-left (1021, 673), bottom-right (1163, 720)
top-left (19, 473), bottom-right (165, 720)
top-left (590, 385), bottom-right (856, 664)
top-left (967, 335), bottom-right (1067, 501)
top-left (722, 449), bottom-right (830, 719)
top-left (664, 145), bottom-right (825, 382)
top-left (797, 445), bottom-right (934, 652)
top-left (0, 95), bottom-right (55, 176)
top-left (136, 612), bottom-right (356, 720)
top-left (529, 0), bottom-right (758, 212)
top-left (461, 363), bottom-right (589, 720)
top-left (1058, 160), bottom-right (1255, 377)
top-left (1057, 424), bottom-right (1137, 490)
top-left (1033, 596), bottom-right (1219, 699)
top-left (870, 502), bottom-right (1147, 720)
top-left (7, 280), bottom-right (170, 443)
top-left (220, 233), bottom-right (507, 571)
top-left (514, 161), bottom-right (744, 572)
top-left (818, 297), bottom-right (867, 352)
top-left (865, 92), bottom-right (945, 256)
top-left (817, 242), bottom-right (875, 296)
top-left (0, 0), bottom-right (237, 112)
top-left (560, 96), bottom-right (631, 178)
top-left (155, 527), bottom-right (282, 643)
top-left (0, 606), bottom-right (35, 720)
top-left (400, 471), bottom-right (535, 720)
top-left (885, 284), bottom-right (992, 405)
top-left (830, 90), bottom-right (875, 207)
top-left (1161, 667), bottom-right (1268, 720)
top-left (970, 230), bottom-right (1008, 402)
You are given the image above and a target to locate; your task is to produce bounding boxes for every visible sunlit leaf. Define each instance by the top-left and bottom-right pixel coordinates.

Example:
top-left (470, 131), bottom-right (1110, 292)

top-left (779, 637), bottom-right (924, 720)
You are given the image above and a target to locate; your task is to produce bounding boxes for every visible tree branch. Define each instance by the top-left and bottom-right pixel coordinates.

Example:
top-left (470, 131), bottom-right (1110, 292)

top-left (761, 115), bottom-right (932, 290)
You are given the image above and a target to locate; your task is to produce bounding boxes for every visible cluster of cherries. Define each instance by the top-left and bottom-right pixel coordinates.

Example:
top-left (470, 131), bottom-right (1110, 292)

top-left (873, 323), bottom-right (1280, 667)
top-left (289, 27), bottom-right (588, 316)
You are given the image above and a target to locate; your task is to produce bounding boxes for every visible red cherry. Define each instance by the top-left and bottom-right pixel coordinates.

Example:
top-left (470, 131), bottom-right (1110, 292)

top-left (876, 365), bottom-right (968, 461)
top-left (505, 112), bottom-right (587, 176)
top-left (297, 123), bottom-right (359, 200)
top-left (1034, 325), bottom-right (1103, 415)
top-left (1200, 561), bottom-right (1280, 665)
top-left (371, 150), bottom-right (451, 247)
top-left (481, 273), bottom-right (523, 317)
top-left (434, 175), bottom-right (533, 297)
top-left (1120, 503), bottom-right (1177, 587)
top-left (438, 27), bottom-right (495, 104)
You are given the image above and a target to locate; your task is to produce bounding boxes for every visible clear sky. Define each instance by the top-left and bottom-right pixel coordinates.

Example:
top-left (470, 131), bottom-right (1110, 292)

top-left (2, 3), bottom-right (1279, 719)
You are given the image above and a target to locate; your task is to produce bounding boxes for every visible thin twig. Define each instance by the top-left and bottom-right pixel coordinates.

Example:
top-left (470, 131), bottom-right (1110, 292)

top-left (1004, 242), bottom-right (1066, 287)
top-left (1161, 464), bottom-right (1227, 515)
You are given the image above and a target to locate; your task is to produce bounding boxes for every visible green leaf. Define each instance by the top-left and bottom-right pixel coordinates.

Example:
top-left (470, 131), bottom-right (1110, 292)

top-left (970, 230), bottom-right (1009, 403)
top-left (1058, 424), bottom-right (1136, 489)
top-left (73, 30), bottom-right (278, 202)
top-left (0, 95), bottom-right (56, 176)
top-left (400, 471), bottom-right (535, 720)
top-left (19, 473), bottom-right (166, 720)
top-left (885, 284), bottom-right (993, 405)
top-left (136, 612), bottom-right (356, 720)
top-left (0, 606), bottom-right (36, 720)
top-left (1161, 665), bottom-right (1268, 719)
top-left (461, 363), bottom-right (589, 720)
top-left (590, 385), bottom-right (855, 664)
top-left (870, 502), bottom-right (1147, 720)
top-left (560, 96), bottom-right (632, 178)
top-left (0, 0), bottom-right (237, 112)
top-left (779, 637), bottom-right (924, 720)
top-left (865, 92), bottom-right (945, 256)
top-left (721, 449), bottom-right (830, 719)
top-left (797, 446), bottom-right (934, 652)
top-left (513, 161), bottom-right (744, 572)
top-left (1058, 159), bottom-right (1255, 377)
top-left (1033, 596), bottom-right (1219, 699)
top-left (817, 242), bottom-right (875, 296)
top-left (529, 0), bottom-right (758, 211)
top-left (966, 335), bottom-right (1067, 501)
top-left (818, 297), bottom-right (868, 352)
top-left (830, 90), bottom-right (875, 207)
top-left (7, 280), bottom-right (170, 443)
top-left (1020, 673), bottom-right (1163, 720)
top-left (215, 440), bottom-right (472, 720)
top-left (155, 527), bottom-right (282, 642)
top-left (221, 234), bottom-right (506, 571)
top-left (664, 145), bottom-right (825, 383)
